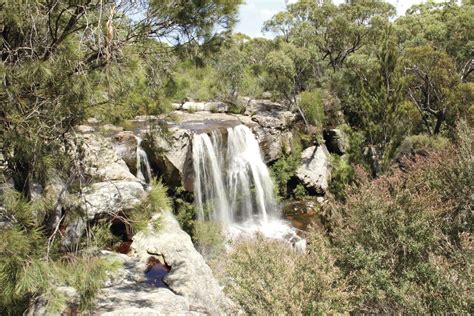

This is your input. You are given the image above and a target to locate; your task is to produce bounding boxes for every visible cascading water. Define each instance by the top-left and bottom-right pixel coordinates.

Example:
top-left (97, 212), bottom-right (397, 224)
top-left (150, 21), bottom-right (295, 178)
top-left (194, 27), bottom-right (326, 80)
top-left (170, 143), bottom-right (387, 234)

top-left (192, 125), bottom-right (278, 226)
top-left (136, 137), bottom-right (152, 185)
top-left (193, 124), bottom-right (304, 250)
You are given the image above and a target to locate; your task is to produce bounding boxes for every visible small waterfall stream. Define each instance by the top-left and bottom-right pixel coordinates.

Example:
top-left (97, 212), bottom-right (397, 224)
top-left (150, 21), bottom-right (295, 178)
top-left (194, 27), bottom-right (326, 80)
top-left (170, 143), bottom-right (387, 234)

top-left (136, 137), bottom-right (152, 185)
top-left (193, 125), bottom-right (278, 225)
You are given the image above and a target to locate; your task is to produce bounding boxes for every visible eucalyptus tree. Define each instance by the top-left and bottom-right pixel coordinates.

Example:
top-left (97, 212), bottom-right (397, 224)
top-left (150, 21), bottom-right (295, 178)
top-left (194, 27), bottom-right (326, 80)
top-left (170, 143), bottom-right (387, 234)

top-left (395, 0), bottom-right (474, 82)
top-left (264, 0), bottom-right (395, 71)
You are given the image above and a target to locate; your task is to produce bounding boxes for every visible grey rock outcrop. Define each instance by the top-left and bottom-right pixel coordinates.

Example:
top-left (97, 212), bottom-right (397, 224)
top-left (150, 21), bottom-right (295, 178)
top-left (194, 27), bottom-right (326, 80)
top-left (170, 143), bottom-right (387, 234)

top-left (95, 211), bottom-right (234, 315)
top-left (63, 132), bottom-right (146, 248)
top-left (242, 100), bottom-right (296, 163)
top-left (173, 101), bottom-right (229, 113)
top-left (324, 128), bottom-right (349, 155)
top-left (112, 131), bottom-right (138, 174)
top-left (296, 145), bottom-right (331, 195)
top-left (132, 212), bottom-right (233, 314)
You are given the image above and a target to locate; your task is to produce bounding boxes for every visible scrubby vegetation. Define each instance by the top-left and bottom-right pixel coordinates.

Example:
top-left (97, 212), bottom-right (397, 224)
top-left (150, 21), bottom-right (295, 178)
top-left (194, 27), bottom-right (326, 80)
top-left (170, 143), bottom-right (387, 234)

top-left (218, 123), bottom-right (473, 314)
top-left (1, 0), bottom-right (472, 313)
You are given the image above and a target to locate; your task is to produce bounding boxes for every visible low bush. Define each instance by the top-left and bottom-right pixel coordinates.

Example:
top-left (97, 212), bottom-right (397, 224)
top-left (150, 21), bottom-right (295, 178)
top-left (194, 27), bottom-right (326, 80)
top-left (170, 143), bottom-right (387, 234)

top-left (129, 178), bottom-right (170, 232)
top-left (193, 221), bottom-right (225, 260)
top-left (329, 122), bottom-right (473, 313)
top-left (219, 232), bottom-right (348, 314)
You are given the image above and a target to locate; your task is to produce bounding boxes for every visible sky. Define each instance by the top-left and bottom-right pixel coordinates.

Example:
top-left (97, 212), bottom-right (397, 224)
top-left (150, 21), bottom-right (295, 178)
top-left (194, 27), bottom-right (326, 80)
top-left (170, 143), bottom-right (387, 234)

top-left (235, 0), bottom-right (438, 38)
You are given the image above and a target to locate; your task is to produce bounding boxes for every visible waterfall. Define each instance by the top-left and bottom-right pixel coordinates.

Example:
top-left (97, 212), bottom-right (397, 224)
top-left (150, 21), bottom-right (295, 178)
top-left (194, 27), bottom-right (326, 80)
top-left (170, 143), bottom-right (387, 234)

top-left (192, 125), bottom-right (278, 225)
top-left (136, 137), bottom-right (152, 185)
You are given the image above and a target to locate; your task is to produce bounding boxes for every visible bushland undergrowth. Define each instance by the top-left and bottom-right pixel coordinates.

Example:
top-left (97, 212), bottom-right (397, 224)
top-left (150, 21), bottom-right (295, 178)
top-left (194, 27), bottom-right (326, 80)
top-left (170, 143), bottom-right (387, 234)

top-left (217, 123), bottom-right (473, 314)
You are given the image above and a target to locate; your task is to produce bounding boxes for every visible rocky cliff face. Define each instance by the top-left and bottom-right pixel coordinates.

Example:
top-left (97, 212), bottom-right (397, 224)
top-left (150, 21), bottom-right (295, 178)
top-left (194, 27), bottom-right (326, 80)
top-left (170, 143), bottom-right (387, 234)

top-left (25, 126), bottom-right (234, 315)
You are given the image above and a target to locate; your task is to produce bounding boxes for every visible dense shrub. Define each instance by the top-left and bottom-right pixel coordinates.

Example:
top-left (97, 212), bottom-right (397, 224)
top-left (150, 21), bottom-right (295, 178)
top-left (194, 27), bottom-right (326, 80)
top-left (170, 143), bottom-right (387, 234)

top-left (0, 190), bottom-right (120, 314)
top-left (299, 89), bottom-right (326, 130)
top-left (218, 233), bottom-right (348, 314)
top-left (329, 123), bottom-right (473, 313)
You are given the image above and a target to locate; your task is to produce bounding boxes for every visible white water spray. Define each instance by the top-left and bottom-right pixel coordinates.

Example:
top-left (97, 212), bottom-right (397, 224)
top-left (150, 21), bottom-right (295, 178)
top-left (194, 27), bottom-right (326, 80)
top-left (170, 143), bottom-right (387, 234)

top-left (192, 125), bottom-right (278, 225)
top-left (192, 124), bottom-right (305, 251)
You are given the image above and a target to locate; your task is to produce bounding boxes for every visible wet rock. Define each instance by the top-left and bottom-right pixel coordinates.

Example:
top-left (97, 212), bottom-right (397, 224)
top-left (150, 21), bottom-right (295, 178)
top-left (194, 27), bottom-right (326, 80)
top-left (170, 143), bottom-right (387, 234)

top-left (296, 145), bottom-right (331, 195)
top-left (323, 128), bottom-right (349, 155)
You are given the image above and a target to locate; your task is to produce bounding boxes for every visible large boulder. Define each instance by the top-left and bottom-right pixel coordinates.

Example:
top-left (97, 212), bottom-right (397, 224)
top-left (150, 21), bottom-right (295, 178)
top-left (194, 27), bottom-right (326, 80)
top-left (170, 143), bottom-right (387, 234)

top-left (131, 212), bottom-right (234, 315)
top-left (296, 145), bottom-right (331, 195)
top-left (243, 100), bottom-right (296, 163)
top-left (323, 128), bottom-right (349, 155)
top-left (74, 132), bottom-right (139, 182)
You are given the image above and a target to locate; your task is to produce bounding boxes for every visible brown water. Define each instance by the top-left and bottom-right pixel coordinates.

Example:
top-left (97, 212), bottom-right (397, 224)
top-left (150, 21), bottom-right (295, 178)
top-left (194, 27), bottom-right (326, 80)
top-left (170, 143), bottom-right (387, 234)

top-left (283, 200), bottom-right (322, 232)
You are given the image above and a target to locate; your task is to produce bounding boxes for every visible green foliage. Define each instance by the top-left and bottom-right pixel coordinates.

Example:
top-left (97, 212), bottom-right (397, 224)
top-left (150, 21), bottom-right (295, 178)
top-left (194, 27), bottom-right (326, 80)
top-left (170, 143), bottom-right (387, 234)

top-left (129, 179), bottom-right (170, 232)
top-left (328, 154), bottom-right (354, 201)
top-left (175, 198), bottom-right (197, 235)
top-left (0, 188), bottom-right (123, 314)
top-left (193, 221), bottom-right (225, 259)
top-left (293, 184), bottom-right (308, 200)
top-left (88, 223), bottom-right (121, 249)
top-left (396, 134), bottom-right (449, 158)
top-left (219, 233), bottom-right (348, 314)
top-left (270, 138), bottom-right (302, 198)
top-left (328, 125), bottom-right (473, 313)
top-left (299, 89), bottom-right (326, 129)
top-left (61, 257), bottom-right (120, 312)
top-left (401, 45), bottom-right (460, 134)
top-left (171, 62), bottom-right (218, 101)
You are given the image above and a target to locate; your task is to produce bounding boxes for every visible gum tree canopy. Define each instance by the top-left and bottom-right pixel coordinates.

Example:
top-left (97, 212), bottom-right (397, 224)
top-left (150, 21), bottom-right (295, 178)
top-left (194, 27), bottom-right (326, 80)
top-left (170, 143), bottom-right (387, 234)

top-left (0, 0), bottom-right (241, 194)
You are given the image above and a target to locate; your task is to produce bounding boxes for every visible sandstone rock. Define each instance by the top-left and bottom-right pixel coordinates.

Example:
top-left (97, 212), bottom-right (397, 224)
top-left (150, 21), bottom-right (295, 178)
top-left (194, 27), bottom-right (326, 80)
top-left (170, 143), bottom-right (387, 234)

top-left (132, 212), bottom-right (234, 315)
top-left (143, 127), bottom-right (193, 190)
top-left (262, 91), bottom-right (272, 99)
top-left (87, 117), bottom-right (100, 124)
top-left (77, 181), bottom-right (145, 220)
top-left (76, 133), bottom-right (138, 182)
top-left (296, 145), bottom-right (331, 194)
top-left (112, 131), bottom-right (138, 174)
top-left (101, 124), bottom-right (124, 134)
top-left (75, 125), bottom-right (95, 134)
top-left (323, 128), bottom-right (349, 155)
top-left (181, 101), bottom-right (228, 113)
top-left (252, 127), bottom-right (293, 163)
